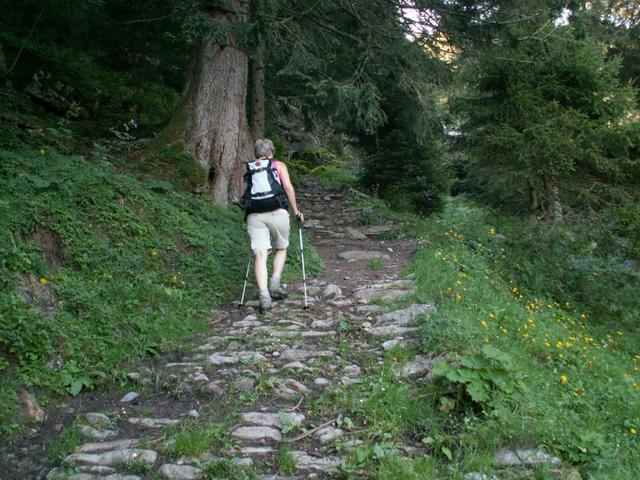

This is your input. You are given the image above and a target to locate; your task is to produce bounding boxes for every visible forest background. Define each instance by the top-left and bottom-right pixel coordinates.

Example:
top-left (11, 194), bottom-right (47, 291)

top-left (0, 0), bottom-right (639, 478)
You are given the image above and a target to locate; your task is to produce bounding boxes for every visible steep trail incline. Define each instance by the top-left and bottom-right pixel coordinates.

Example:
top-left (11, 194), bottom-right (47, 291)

top-left (11, 177), bottom-right (437, 480)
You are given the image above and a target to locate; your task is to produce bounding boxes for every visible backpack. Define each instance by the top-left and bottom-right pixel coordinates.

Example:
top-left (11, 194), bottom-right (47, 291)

top-left (240, 158), bottom-right (289, 214)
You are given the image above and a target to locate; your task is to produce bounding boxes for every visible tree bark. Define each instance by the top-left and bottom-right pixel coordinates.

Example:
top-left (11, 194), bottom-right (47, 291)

top-left (166, 0), bottom-right (252, 205)
top-left (250, 39), bottom-right (266, 139)
top-left (543, 174), bottom-right (563, 223)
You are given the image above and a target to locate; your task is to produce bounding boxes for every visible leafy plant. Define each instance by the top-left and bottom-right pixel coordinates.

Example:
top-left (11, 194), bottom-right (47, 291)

top-left (433, 345), bottom-right (525, 407)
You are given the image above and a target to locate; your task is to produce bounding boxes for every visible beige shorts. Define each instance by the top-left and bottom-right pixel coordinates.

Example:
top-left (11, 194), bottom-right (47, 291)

top-left (247, 208), bottom-right (290, 253)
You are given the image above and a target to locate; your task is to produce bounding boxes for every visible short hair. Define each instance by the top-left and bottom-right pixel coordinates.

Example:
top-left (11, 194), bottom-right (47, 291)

top-left (255, 138), bottom-right (275, 158)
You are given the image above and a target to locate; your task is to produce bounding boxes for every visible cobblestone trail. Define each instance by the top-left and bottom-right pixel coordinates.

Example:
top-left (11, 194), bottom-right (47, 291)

top-left (11, 178), bottom-right (439, 480)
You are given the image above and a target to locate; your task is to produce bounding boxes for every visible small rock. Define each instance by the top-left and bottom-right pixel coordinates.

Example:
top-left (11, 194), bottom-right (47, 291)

top-left (494, 448), bottom-right (561, 467)
top-left (394, 355), bottom-right (442, 378)
top-left (63, 449), bottom-right (157, 467)
top-left (311, 319), bottom-right (333, 329)
top-left (120, 391), bottom-right (139, 403)
top-left (367, 325), bottom-right (418, 337)
top-left (345, 227), bottom-right (367, 240)
top-left (187, 410), bottom-right (199, 418)
top-left (343, 365), bottom-right (361, 376)
top-left (80, 425), bottom-right (119, 440)
top-left (322, 284), bottom-right (342, 298)
top-left (235, 377), bottom-right (255, 391)
top-left (291, 451), bottom-right (340, 472)
top-left (76, 439), bottom-right (140, 453)
top-left (241, 412), bottom-right (305, 428)
top-left (20, 390), bottom-right (45, 423)
top-left (231, 426), bottom-right (282, 442)
top-left (128, 417), bottom-right (179, 428)
top-left (283, 361), bottom-right (310, 371)
top-left (338, 250), bottom-right (390, 261)
top-left (85, 413), bottom-right (110, 426)
top-left (376, 304), bottom-right (434, 326)
top-left (240, 446), bottom-right (274, 456)
top-left (233, 457), bottom-right (254, 467)
top-left (314, 378), bottom-right (330, 387)
top-left (203, 381), bottom-right (226, 395)
top-left (314, 426), bottom-right (345, 444)
top-left (159, 464), bottom-right (201, 480)
top-left (279, 349), bottom-right (333, 361)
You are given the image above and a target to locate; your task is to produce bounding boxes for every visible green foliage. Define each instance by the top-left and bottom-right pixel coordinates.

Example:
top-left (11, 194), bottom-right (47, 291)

top-left (409, 196), bottom-right (640, 476)
top-left (165, 420), bottom-right (231, 457)
top-left (201, 459), bottom-right (257, 480)
top-left (277, 444), bottom-right (295, 475)
top-left (433, 345), bottom-right (525, 406)
top-left (452, 13), bottom-right (638, 218)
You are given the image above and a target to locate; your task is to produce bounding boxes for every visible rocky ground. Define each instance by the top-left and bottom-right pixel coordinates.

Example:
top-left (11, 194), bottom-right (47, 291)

top-left (2, 178), bottom-right (568, 480)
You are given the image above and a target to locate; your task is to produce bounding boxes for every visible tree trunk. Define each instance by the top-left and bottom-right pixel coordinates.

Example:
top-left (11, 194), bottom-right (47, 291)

top-left (543, 174), bottom-right (563, 223)
top-left (165, 0), bottom-right (252, 205)
top-left (250, 39), bottom-right (266, 139)
top-left (527, 177), bottom-right (538, 218)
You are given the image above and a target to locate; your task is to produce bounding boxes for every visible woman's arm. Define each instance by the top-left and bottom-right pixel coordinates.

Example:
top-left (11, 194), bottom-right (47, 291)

top-left (277, 162), bottom-right (304, 223)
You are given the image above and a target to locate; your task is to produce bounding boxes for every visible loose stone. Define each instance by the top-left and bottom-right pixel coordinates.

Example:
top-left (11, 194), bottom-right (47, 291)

top-left (283, 361), bottom-right (310, 371)
top-left (343, 365), bottom-right (361, 376)
top-left (241, 412), bottom-right (305, 428)
top-left (80, 425), bottom-right (119, 440)
top-left (231, 426), bottom-right (282, 442)
top-left (394, 355), bottom-right (442, 378)
top-left (344, 227), bottom-right (367, 240)
top-left (314, 426), bottom-right (345, 444)
top-left (85, 413), bottom-right (110, 425)
top-left (159, 464), bottom-right (201, 480)
top-left (20, 390), bottom-right (45, 423)
top-left (279, 349), bottom-right (333, 361)
top-left (128, 417), bottom-right (179, 428)
top-left (240, 446), bottom-right (275, 456)
top-left (322, 284), bottom-right (342, 298)
top-left (314, 378), bottom-right (330, 387)
top-left (376, 304), bottom-right (434, 325)
top-left (76, 439), bottom-right (140, 453)
top-left (338, 250), bottom-right (390, 261)
top-left (311, 319), bottom-right (333, 329)
top-left (234, 377), bottom-right (256, 391)
top-left (291, 451), bottom-right (341, 472)
top-left (494, 449), bottom-right (561, 467)
top-left (63, 448), bottom-right (158, 466)
top-left (120, 391), bottom-right (139, 403)
top-left (203, 381), bottom-right (226, 395)
top-left (367, 325), bottom-right (418, 337)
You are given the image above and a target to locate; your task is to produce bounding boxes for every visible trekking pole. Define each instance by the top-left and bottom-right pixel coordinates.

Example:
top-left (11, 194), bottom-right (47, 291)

top-left (239, 256), bottom-right (252, 306)
top-left (298, 218), bottom-right (308, 309)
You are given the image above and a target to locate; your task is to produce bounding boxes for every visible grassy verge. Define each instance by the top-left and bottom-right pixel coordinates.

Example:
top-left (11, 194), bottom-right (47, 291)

top-left (408, 197), bottom-right (639, 477)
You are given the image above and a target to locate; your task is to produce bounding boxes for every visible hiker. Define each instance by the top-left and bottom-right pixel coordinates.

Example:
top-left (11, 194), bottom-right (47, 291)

top-left (241, 138), bottom-right (304, 312)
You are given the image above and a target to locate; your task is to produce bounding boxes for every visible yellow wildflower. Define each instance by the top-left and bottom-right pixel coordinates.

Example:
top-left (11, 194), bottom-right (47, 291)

top-left (150, 249), bottom-right (158, 257)
top-left (39, 277), bottom-right (48, 285)
top-left (631, 428), bottom-right (638, 435)
top-left (560, 375), bottom-right (568, 384)
top-left (39, 148), bottom-right (45, 155)
top-left (481, 320), bottom-right (488, 329)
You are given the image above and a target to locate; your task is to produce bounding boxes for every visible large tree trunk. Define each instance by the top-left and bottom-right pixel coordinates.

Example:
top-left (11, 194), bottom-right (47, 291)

top-left (166, 0), bottom-right (252, 205)
top-left (250, 40), bottom-right (266, 139)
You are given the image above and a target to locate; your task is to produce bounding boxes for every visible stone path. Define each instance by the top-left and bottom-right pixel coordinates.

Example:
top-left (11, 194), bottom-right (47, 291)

top-left (20, 178), bottom-right (439, 480)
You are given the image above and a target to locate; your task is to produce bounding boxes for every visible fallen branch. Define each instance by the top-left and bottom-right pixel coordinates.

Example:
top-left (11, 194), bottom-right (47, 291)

top-left (292, 418), bottom-right (336, 442)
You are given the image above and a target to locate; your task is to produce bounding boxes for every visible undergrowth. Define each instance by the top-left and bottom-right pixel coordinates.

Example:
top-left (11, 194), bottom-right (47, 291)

top-left (409, 197), bottom-right (640, 478)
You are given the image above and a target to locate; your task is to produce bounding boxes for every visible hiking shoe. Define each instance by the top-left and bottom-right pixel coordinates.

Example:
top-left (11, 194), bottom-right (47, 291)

top-left (259, 295), bottom-right (272, 313)
top-left (269, 285), bottom-right (288, 300)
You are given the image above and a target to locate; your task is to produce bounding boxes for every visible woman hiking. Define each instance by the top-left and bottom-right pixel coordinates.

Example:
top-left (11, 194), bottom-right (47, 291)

top-left (241, 138), bottom-right (304, 313)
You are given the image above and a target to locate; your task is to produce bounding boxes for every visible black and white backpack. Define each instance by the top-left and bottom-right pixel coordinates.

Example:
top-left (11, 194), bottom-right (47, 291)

top-left (241, 158), bottom-right (289, 214)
